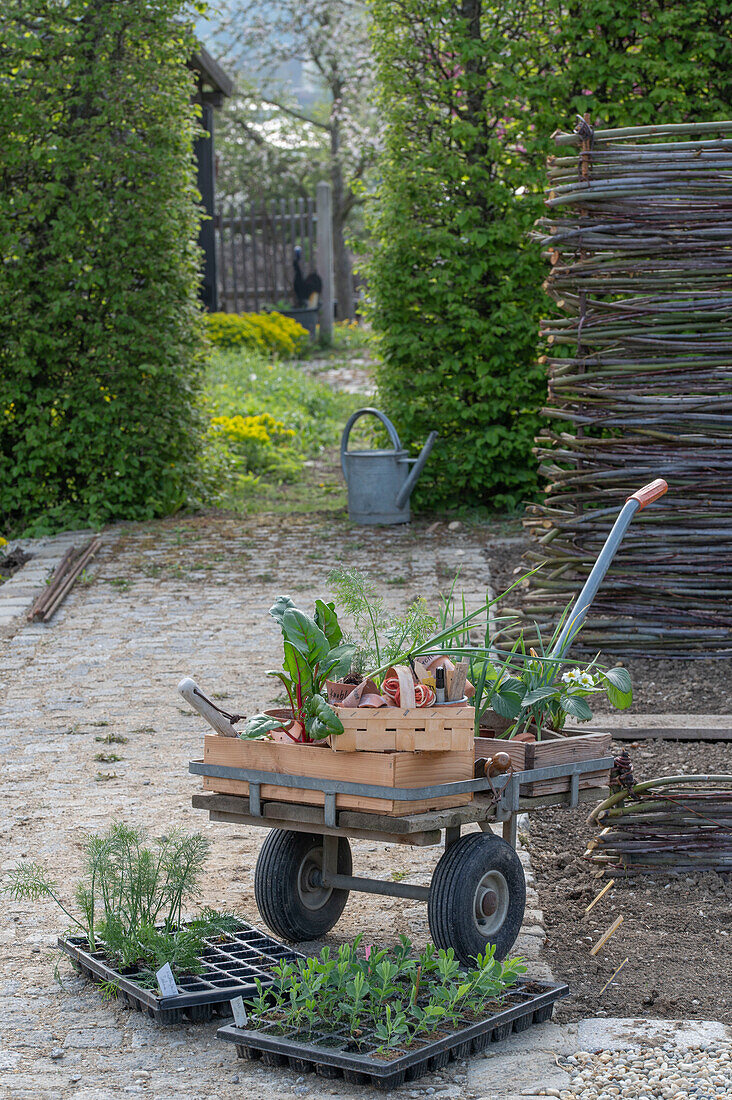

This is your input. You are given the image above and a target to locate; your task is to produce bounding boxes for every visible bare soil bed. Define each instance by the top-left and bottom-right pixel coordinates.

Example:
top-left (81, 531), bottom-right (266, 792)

top-left (528, 738), bottom-right (732, 1024)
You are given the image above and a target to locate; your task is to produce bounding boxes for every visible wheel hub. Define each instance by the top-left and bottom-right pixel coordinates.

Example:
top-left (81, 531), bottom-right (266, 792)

top-left (297, 847), bottom-right (334, 911)
top-left (480, 889), bottom-right (499, 916)
top-left (473, 870), bottom-right (510, 937)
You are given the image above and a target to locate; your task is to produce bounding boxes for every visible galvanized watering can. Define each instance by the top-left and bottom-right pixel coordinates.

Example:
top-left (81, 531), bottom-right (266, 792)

top-left (340, 407), bottom-right (437, 525)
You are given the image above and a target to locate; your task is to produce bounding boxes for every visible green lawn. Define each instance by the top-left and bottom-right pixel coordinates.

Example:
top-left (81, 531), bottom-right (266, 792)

top-left (200, 347), bottom-right (363, 515)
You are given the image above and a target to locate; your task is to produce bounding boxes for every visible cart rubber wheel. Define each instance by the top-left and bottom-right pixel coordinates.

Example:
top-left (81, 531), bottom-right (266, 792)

top-left (254, 830), bottom-right (352, 942)
top-left (428, 833), bottom-right (526, 965)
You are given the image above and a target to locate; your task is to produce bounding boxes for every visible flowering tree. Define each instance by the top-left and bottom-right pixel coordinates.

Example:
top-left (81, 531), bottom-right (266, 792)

top-left (208, 0), bottom-right (379, 320)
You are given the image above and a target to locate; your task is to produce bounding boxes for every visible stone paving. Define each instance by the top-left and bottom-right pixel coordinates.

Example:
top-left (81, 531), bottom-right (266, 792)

top-left (1, 515), bottom-right (729, 1100)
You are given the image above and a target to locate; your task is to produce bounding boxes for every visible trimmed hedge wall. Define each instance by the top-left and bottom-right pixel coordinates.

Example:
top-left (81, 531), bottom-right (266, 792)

top-left (0, 0), bottom-right (206, 535)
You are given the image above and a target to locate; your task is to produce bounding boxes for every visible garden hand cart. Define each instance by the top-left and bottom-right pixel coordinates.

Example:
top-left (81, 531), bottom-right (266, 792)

top-left (188, 480), bottom-right (668, 965)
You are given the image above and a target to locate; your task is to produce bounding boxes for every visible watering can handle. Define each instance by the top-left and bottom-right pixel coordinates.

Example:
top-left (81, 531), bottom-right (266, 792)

top-left (340, 408), bottom-right (402, 477)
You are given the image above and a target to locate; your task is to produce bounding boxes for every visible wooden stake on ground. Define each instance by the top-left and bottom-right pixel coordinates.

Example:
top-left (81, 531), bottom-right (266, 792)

top-left (598, 956), bottom-right (629, 996)
top-left (584, 878), bottom-right (615, 916)
top-left (590, 915), bottom-right (623, 956)
top-left (26, 544), bottom-right (76, 620)
top-left (27, 536), bottom-right (101, 622)
top-left (41, 537), bottom-right (101, 620)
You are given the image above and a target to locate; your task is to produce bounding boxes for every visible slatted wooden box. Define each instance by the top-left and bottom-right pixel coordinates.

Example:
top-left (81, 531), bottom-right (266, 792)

top-left (332, 706), bottom-right (474, 753)
top-left (475, 730), bottom-right (612, 796)
top-left (200, 735), bottom-right (474, 816)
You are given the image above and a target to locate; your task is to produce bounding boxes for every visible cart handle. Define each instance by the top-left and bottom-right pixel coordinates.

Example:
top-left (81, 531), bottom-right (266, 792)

top-left (550, 478), bottom-right (668, 659)
top-left (626, 478), bottom-right (668, 510)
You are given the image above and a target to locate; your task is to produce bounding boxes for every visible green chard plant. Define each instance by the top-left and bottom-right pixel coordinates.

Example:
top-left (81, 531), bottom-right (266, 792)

top-left (243, 595), bottom-right (356, 742)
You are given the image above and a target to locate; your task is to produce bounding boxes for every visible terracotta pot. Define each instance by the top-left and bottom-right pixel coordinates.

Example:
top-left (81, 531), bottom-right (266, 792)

top-left (264, 708), bottom-right (306, 744)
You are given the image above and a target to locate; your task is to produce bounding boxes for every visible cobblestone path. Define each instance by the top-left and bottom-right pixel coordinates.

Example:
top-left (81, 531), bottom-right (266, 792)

top-left (1, 513), bottom-right (547, 1100)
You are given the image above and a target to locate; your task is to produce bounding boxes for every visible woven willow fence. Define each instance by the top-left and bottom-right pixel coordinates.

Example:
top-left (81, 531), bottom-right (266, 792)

top-left (524, 118), bottom-right (732, 657)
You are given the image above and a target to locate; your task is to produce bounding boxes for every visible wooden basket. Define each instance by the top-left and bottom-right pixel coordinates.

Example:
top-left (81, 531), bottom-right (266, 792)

top-left (200, 734), bottom-right (474, 816)
top-left (332, 706), bottom-right (474, 753)
top-left (475, 731), bottom-right (612, 796)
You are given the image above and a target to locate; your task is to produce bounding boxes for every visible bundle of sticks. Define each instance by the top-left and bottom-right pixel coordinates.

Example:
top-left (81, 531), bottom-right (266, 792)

top-left (586, 775), bottom-right (732, 875)
top-left (27, 536), bottom-right (101, 622)
top-left (524, 117), bottom-right (732, 656)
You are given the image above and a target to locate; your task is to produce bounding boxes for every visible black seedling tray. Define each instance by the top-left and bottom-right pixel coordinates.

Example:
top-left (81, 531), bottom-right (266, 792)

top-left (217, 980), bottom-right (569, 1090)
top-left (59, 919), bottom-right (304, 1023)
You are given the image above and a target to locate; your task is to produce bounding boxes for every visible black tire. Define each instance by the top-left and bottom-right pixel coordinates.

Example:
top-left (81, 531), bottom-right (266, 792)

top-left (428, 833), bottom-right (526, 965)
top-left (254, 830), bottom-right (352, 942)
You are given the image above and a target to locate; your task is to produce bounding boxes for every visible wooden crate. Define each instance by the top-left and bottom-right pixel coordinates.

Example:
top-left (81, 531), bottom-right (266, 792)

top-left (200, 735), bottom-right (474, 815)
top-left (332, 706), bottom-right (474, 753)
top-left (474, 731), bottom-right (612, 796)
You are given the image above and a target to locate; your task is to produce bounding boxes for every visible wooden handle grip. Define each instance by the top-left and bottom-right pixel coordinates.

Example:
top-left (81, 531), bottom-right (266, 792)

top-left (627, 479), bottom-right (668, 510)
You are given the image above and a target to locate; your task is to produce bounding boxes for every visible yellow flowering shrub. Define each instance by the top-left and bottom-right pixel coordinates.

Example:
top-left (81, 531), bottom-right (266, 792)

top-left (206, 412), bottom-right (300, 485)
top-left (205, 311), bottom-right (308, 358)
top-left (210, 413), bottom-right (296, 447)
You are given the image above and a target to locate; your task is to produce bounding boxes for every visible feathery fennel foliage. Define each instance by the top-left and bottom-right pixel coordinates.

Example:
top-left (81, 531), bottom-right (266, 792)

top-left (3, 823), bottom-right (235, 980)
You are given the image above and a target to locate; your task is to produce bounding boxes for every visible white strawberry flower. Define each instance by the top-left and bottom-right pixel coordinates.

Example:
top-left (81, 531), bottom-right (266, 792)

top-left (561, 668), bottom-right (583, 685)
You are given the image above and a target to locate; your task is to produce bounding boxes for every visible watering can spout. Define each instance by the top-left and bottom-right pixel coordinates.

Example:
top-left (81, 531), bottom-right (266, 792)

top-left (395, 431), bottom-right (438, 509)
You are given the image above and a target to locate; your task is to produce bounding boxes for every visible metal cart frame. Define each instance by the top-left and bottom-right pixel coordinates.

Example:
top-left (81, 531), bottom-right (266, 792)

top-left (186, 479), bottom-right (668, 961)
top-left (190, 755), bottom-right (611, 960)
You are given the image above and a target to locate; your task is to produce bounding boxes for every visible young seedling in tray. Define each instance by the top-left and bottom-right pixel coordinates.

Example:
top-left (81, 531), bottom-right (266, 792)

top-left (4, 821), bottom-right (303, 1020)
top-left (218, 935), bottom-right (567, 1088)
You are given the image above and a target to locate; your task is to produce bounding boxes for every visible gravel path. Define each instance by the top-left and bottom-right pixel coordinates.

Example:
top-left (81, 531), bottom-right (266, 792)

top-left (1, 513), bottom-right (729, 1099)
top-left (558, 1044), bottom-right (732, 1100)
top-left (0, 515), bottom-right (537, 1100)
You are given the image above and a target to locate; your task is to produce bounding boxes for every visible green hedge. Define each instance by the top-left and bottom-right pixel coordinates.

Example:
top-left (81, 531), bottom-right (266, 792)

top-left (366, 0), bottom-right (732, 513)
top-left (0, 0), bottom-right (206, 535)
top-left (366, 0), bottom-right (546, 511)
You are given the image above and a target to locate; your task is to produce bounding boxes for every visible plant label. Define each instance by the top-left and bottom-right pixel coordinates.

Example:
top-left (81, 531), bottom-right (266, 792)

top-left (230, 995), bottom-right (248, 1027)
top-left (155, 963), bottom-right (178, 998)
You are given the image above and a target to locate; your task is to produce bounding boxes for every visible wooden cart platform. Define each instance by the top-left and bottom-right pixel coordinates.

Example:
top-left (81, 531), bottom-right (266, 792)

top-left (190, 754), bottom-right (612, 963)
top-left (192, 783), bottom-right (608, 847)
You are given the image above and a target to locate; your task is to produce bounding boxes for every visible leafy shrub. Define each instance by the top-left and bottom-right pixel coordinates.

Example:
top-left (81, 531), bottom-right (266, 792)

top-left (537, 1), bottom-right (732, 130)
top-left (205, 311), bottom-right (309, 357)
top-left (366, 0), bottom-right (731, 514)
top-left (366, 0), bottom-right (547, 512)
top-left (0, 0), bottom-right (206, 536)
top-left (207, 412), bottom-right (301, 483)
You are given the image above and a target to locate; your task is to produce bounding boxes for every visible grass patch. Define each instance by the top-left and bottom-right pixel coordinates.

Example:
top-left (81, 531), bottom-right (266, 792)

top-left (200, 348), bottom-right (363, 515)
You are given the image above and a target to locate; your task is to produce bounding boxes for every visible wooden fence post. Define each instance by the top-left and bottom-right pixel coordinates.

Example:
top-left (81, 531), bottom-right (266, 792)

top-left (316, 180), bottom-right (334, 341)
